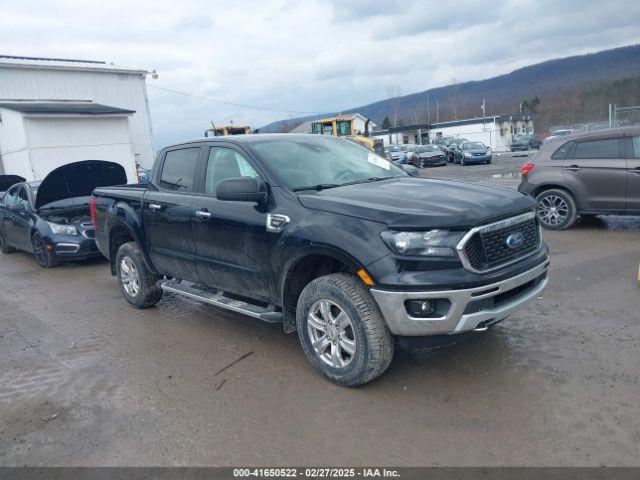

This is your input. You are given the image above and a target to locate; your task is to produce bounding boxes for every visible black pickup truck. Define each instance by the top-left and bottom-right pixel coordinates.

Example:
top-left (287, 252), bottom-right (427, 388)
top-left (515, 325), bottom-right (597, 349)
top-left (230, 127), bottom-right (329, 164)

top-left (92, 134), bottom-right (549, 386)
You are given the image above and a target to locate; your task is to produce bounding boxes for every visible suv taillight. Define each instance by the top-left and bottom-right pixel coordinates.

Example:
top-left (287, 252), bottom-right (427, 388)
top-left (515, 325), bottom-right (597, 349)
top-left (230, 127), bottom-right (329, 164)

top-left (521, 163), bottom-right (535, 176)
top-left (90, 198), bottom-right (97, 229)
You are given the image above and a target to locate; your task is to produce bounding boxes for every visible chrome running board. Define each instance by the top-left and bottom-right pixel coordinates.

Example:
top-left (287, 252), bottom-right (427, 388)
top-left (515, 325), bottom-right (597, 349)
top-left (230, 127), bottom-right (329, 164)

top-left (160, 279), bottom-right (282, 323)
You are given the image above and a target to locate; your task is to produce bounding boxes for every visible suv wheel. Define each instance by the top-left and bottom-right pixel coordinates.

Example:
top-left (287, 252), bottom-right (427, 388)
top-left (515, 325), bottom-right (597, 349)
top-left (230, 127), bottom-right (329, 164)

top-left (296, 273), bottom-right (394, 387)
top-left (116, 241), bottom-right (163, 308)
top-left (535, 189), bottom-right (577, 230)
top-left (0, 226), bottom-right (16, 254)
top-left (32, 232), bottom-right (57, 268)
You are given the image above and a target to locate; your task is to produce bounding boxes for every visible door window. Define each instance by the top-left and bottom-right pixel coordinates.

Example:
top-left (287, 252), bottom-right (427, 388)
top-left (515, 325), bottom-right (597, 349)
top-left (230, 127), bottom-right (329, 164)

top-left (3, 186), bottom-right (19, 207)
top-left (16, 187), bottom-right (29, 208)
top-left (573, 138), bottom-right (622, 159)
top-left (205, 147), bottom-right (258, 195)
top-left (159, 148), bottom-right (200, 192)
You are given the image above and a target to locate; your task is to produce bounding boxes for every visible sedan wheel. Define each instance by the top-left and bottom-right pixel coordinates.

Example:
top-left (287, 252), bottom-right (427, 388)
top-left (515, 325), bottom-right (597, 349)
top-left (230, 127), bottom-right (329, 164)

top-left (32, 232), bottom-right (57, 268)
top-left (0, 226), bottom-right (16, 254)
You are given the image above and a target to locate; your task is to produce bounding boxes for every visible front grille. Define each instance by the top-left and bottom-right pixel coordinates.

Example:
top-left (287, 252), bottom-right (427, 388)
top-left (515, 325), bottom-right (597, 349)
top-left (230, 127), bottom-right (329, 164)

top-left (461, 213), bottom-right (540, 272)
top-left (462, 273), bottom-right (546, 315)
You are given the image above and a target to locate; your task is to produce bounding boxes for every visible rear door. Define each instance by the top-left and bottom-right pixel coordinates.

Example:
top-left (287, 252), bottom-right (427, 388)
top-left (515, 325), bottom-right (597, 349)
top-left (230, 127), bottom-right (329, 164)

top-left (625, 134), bottom-right (640, 211)
top-left (143, 146), bottom-right (203, 281)
top-left (191, 144), bottom-right (273, 300)
top-left (562, 134), bottom-right (626, 211)
top-left (4, 185), bottom-right (32, 250)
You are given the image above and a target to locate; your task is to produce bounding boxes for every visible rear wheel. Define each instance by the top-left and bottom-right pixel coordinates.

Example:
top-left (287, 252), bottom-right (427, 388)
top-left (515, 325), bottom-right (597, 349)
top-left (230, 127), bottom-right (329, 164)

top-left (296, 273), bottom-right (394, 387)
top-left (0, 226), bottom-right (16, 254)
top-left (535, 189), bottom-right (577, 230)
top-left (116, 242), bottom-right (163, 308)
top-left (32, 232), bottom-right (57, 268)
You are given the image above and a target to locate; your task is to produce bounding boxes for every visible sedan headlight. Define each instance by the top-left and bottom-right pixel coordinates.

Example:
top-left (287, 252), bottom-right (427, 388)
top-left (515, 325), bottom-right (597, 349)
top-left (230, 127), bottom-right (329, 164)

top-left (380, 230), bottom-right (464, 257)
top-left (464, 152), bottom-right (473, 157)
top-left (48, 222), bottom-right (78, 236)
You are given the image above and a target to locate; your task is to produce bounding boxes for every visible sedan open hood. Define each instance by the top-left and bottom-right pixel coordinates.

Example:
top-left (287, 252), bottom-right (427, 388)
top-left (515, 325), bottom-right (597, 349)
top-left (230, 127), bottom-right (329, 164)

top-left (35, 160), bottom-right (127, 209)
top-left (0, 175), bottom-right (26, 192)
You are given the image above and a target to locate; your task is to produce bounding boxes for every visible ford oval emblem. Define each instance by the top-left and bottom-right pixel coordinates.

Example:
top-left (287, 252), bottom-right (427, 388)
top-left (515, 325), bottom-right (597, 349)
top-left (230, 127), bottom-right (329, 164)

top-left (506, 231), bottom-right (525, 249)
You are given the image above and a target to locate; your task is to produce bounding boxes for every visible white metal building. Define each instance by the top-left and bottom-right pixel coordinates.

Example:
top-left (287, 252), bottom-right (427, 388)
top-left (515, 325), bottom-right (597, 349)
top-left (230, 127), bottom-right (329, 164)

top-left (372, 114), bottom-right (535, 151)
top-left (0, 55), bottom-right (155, 179)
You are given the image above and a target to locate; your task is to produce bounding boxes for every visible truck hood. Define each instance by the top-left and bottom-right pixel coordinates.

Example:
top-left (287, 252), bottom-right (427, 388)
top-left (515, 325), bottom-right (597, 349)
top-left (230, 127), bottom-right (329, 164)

top-left (35, 160), bottom-right (127, 209)
top-left (0, 175), bottom-right (26, 192)
top-left (297, 177), bottom-right (534, 229)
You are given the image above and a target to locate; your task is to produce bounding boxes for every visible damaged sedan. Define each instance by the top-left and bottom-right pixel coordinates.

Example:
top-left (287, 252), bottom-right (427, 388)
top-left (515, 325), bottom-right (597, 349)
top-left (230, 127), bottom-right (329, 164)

top-left (0, 160), bottom-right (127, 267)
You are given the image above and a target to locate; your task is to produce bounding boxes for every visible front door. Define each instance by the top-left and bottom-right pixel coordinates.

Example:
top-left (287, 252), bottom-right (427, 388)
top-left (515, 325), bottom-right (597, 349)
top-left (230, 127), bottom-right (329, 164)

top-left (5, 185), bottom-right (32, 251)
top-left (562, 135), bottom-right (626, 211)
top-left (626, 135), bottom-right (640, 211)
top-left (143, 146), bottom-right (202, 281)
top-left (192, 145), bottom-right (273, 300)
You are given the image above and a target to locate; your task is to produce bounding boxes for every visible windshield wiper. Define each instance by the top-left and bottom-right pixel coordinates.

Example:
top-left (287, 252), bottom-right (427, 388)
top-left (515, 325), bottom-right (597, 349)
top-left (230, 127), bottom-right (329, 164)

top-left (340, 176), bottom-right (401, 186)
top-left (292, 183), bottom-right (341, 192)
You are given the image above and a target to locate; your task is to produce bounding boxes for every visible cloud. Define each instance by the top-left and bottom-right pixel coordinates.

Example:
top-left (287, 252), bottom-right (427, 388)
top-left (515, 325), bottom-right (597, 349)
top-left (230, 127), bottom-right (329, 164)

top-left (0, 0), bottom-right (639, 147)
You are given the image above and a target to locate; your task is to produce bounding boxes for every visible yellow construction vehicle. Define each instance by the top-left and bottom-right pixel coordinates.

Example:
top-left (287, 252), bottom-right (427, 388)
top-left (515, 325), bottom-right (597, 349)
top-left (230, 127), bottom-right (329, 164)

top-left (310, 115), bottom-right (385, 156)
top-left (204, 124), bottom-right (251, 137)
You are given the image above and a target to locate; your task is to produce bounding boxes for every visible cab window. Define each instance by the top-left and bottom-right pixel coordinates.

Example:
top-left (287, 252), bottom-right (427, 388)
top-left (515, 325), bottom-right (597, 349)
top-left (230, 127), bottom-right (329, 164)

top-left (205, 147), bottom-right (258, 195)
top-left (159, 148), bottom-right (200, 192)
top-left (16, 186), bottom-right (29, 208)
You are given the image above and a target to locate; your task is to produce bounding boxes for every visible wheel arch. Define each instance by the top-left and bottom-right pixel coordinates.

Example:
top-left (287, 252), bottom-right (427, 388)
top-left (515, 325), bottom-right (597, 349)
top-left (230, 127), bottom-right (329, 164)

top-left (531, 184), bottom-right (580, 209)
top-left (108, 220), bottom-right (155, 276)
top-left (279, 246), bottom-right (365, 333)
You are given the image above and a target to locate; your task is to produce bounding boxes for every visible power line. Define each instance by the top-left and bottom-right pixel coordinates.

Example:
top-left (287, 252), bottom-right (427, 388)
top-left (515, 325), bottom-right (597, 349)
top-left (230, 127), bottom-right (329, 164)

top-left (148, 84), bottom-right (319, 115)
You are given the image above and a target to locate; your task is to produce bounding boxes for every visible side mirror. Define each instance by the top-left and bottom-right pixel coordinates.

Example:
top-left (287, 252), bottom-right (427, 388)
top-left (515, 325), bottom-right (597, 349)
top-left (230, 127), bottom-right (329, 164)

top-left (216, 177), bottom-right (267, 204)
top-left (10, 203), bottom-right (26, 212)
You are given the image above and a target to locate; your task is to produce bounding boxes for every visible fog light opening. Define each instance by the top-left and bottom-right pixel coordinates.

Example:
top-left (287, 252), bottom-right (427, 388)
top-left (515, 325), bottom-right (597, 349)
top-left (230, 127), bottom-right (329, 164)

top-left (405, 299), bottom-right (435, 318)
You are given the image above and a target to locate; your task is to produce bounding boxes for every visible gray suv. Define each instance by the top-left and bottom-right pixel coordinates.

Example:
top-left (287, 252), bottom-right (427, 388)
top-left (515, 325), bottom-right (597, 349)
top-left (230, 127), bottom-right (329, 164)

top-left (518, 126), bottom-right (640, 229)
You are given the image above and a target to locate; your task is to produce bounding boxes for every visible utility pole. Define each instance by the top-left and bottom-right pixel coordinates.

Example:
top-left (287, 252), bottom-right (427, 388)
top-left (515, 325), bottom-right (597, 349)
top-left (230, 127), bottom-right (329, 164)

top-left (436, 100), bottom-right (439, 124)
top-left (427, 94), bottom-right (430, 124)
top-left (481, 98), bottom-right (486, 129)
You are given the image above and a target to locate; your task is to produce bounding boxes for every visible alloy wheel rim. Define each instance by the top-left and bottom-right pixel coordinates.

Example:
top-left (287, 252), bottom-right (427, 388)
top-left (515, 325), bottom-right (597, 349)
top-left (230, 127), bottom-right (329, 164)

top-left (307, 299), bottom-right (356, 368)
top-left (120, 256), bottom-right (140, 297)
top-left (33, 235), bottom-right (48, 265)
top-left (538, 195), bottom-right (569, 226)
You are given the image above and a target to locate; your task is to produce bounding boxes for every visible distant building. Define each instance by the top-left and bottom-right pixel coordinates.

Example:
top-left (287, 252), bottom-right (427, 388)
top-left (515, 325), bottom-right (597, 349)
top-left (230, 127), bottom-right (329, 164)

top-left (372, 114), bottom-right (535, 151)
top-left (0, 55), bottom-right (155, 181)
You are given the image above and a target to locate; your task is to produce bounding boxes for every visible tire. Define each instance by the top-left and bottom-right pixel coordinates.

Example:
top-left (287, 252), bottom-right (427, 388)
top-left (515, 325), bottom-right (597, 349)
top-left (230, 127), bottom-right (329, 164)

top-left (0, 225), bottom-right (16, 254)
top-left (486, 159), bottom-right (492, 164)
top-left (32, 231), bottom-right (58, 268)
top-left (535, 188), bottom-right (578, 230)
top-left (461, 158), bottom-right (466, 166)
top-left (296, 273), bottom-right (394, 387)
top-left (115, 241), bottom-right (163, 308)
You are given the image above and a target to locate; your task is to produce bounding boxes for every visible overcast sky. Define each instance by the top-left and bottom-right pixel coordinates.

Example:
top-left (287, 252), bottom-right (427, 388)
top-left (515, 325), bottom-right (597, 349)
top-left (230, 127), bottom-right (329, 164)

top-left (1, 0), bottom-right (640, 147)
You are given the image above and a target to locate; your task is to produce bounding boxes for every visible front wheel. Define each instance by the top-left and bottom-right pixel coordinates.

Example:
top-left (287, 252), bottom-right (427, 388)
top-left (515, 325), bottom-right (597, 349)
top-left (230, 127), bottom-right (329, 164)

top-left (535, 189), bottom-right (577, 230)
top-left (296, 273), bottom-right (394, 387)
top-left (116, 242), bottom-right (163, 308)
top-left (32, 232), bottom-right (57, 268)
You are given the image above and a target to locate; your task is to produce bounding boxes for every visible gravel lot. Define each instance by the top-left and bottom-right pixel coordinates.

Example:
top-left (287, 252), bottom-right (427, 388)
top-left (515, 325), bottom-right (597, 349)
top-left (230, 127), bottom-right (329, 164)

top-left (1, 153), bottom-right (639, 466)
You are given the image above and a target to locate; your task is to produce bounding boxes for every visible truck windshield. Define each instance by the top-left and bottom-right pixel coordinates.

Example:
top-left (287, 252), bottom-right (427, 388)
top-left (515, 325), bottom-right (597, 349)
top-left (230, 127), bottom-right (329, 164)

top-left (250, 136), bottom-right (406, 190)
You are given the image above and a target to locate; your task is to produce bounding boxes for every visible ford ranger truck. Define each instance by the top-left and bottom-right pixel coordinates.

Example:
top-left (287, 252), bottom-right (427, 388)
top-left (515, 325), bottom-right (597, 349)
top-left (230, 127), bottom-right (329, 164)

top-left (92, 134), bottom-right (549, 386)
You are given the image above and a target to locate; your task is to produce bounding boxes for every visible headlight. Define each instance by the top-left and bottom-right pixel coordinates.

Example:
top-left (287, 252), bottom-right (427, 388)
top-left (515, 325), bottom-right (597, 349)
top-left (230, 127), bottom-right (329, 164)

top-left (380, 230), bottom-right (463, 257)
top-left (464, 152), bottom-right (473, 157)
top-left (48, 222), bottom-right (78, 236)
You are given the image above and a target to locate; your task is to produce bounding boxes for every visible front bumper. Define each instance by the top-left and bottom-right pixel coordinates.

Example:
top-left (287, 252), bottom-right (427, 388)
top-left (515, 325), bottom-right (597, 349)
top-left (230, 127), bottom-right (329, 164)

top-left (463, 154), bottom-right (492, 163)
top-left (43, 234), bottom-right (101, 261)
top-left (370, 259), bottom-right (549, 336)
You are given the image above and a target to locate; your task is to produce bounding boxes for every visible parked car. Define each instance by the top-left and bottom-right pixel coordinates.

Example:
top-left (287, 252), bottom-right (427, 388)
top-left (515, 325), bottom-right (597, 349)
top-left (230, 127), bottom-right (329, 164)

top-left (92, 134), bottom-right (549, 386)
top-left (410, 145), bottom-right (448, 168)
top-left (510, 134), bottom-right (541, 151)
top-left (518, 126), bottom-right (640, 230)
top-left (445, 138), bottom-right (468, 162)
top-left (453, 141), bottom-right (492, 165)
top-left (400, 144), bottom-right (419, 162)
top-left (384, 144), bottom-right (407, 164)
top-left (0, 161), bottom-right (127, 267)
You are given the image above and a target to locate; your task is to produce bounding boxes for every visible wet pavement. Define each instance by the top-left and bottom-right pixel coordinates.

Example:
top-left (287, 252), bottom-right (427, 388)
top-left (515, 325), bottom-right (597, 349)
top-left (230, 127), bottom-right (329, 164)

top-left (1, 161), bottom-right (640, 466)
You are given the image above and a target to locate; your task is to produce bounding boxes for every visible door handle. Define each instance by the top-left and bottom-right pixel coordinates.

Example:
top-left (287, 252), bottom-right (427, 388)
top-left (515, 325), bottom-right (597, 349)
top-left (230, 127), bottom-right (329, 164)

top-left (148, 203), bottom-right (162, 211)
top-left (195, 210), bottom-right (211, 219)
top-left (565, 165), bottom-right (582, 172)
